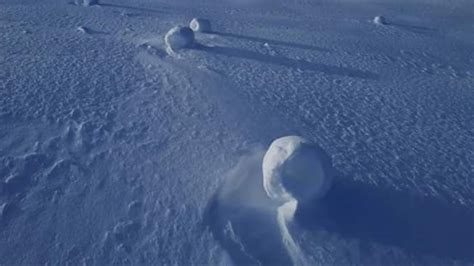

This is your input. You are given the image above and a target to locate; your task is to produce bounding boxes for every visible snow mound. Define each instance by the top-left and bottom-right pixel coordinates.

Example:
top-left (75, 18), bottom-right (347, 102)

top-left (262, 136), bottom-right (333, 204)
top-left (189, 18), bottom-right (212, 33)
top-left (373, 15), bottom-right (386, 25)
top-left (164, 26), bottom-right (195, 52)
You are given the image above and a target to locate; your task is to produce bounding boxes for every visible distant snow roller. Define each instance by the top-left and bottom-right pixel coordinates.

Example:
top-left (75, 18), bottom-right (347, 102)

top-left (164, 26), bottom-right (195, 53)
top-left (189, 18), bottom-right (212, 33)
top-left (262, 136), bottom-right (334, 207)
top-left (373, 15), bottom-right (387, 25)
top-left (75, 0), bottom-right (99, 6)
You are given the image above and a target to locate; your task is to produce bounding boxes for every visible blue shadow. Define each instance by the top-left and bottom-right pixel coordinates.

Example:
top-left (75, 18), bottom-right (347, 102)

top-left (296, 175), bottom-right (474, 262)
top-left (212, 31), bottom-right (332, 53)
top-left (196, 44), bottom-right (378, 80)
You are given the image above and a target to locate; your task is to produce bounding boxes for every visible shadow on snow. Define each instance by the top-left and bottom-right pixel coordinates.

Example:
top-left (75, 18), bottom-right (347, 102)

top-left (212, 31), bottom-right (332, 53)
top-left (195, 44), bottom-right (377, 80)
top-left (100, 3), bottom-right (165, 14)
top-left (296, 175), bottom-right (474, 262)
top-left (204, 150), bottom-right (474, 265)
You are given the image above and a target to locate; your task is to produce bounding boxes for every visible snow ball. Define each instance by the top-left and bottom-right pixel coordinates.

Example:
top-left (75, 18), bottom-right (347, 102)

top-left (75, 0), bottom-right (99, 6)
top-left (83, 0), bottom-right (99, 6)
top-left (373, 15), bottom-right (386, 25)
top-left (189, 18), bottom-right (212, 33)
top-left (77, 26), bottom-right (88, 34)
top-left (164, 26), bottom-right (195, 52)
top-left (262, 136), bottom-right (333, 204)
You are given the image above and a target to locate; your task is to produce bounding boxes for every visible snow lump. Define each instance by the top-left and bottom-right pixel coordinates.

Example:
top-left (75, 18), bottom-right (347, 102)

top-left (189, 18), bottom-right (212, 33)
top-left (373, 15), bottom-right (386, 25)
top-left (164, 26), bottom-right (195, 52)
top-left (262, 136), bottom-right (333, 204)
top-left (75, 0), bottom-right (99, 6)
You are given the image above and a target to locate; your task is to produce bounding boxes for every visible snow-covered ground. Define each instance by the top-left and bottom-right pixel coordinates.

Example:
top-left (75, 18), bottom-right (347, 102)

top-left (1, 0), bottom-right (473, 265)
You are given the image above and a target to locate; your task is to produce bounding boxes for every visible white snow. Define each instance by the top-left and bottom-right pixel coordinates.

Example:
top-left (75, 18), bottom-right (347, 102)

top-left (1, 0), bottom-right (473, 264)
top-left (164, 26), bottom-right (195, 53)
top-left (189, 18), bottom-right (212, 33)
top-left (262, 136), bottom-right (333, 204)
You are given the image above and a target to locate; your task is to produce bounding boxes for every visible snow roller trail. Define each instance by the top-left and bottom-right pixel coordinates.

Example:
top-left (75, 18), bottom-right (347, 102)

top-left (205, 149), bottom-right (296, 265)
top-left (135, 41), bottom-right (313, 266)
top-left (205, 148), bottom-right (312, 266)
top-left (277, 200), bottom-right (307, 266)
top-left (206, 136), bottom-right (335, 265)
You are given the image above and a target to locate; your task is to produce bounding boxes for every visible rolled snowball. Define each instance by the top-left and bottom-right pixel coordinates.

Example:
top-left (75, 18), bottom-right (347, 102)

top-left (373, 15), bottom-right (386, 25)
top-left (189, 18), bottom-right (212, 33)
top-left (164, 26), bottom-right (195, 51)
top-left (77, 0), bottom-right (99, 6)
top-left (262, 136), bottom-right (333, 204)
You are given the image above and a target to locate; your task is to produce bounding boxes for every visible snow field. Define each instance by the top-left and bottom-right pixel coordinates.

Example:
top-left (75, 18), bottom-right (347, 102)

top-left (0, 0), bottom-right (473, 264)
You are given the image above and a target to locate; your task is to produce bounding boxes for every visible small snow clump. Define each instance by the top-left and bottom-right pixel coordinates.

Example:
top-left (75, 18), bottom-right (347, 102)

top-left (262, 136), bottom-right (333, 204)
top-left (373, 15), bottom-right (386, 25)
top-left (75, 0), bottom-right (99, 6)
top-left (77, 26), bottom-right (88, 34)
top-left (164, 26), bottom-right (195, 52)
top-left (189, 18), bottom-right (212, 33)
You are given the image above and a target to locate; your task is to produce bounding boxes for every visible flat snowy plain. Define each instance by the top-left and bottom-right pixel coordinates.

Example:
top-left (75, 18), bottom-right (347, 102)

top-left (1, 0), bottom-right (473, 265)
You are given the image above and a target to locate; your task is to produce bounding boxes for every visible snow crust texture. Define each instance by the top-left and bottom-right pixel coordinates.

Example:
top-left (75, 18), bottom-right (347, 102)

top-left (1, 0), bottom-right (474, 265)
top-left (263, 136), bottom-right (333, 204)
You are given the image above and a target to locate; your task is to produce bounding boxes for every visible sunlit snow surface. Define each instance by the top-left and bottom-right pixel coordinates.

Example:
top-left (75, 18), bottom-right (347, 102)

top-left (1, 0), bottom-right (473, 265)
